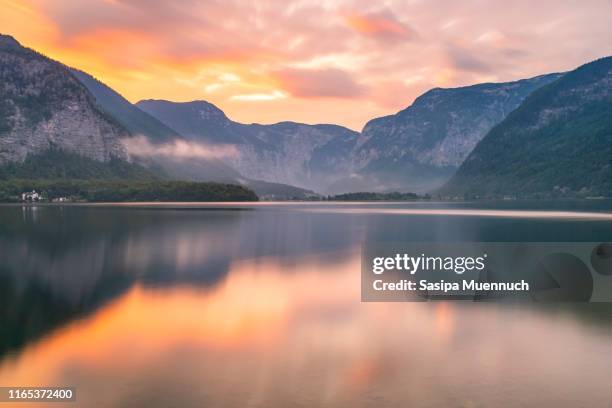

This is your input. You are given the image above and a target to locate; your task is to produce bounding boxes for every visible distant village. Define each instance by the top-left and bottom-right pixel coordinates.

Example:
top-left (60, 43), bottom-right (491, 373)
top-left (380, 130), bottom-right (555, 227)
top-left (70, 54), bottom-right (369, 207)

top-left (21, 190), bottom-right (69, 203)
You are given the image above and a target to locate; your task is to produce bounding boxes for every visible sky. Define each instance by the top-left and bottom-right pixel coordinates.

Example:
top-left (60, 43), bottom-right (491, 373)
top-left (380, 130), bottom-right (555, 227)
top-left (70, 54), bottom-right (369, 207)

top-left (1, 0), bottom-right (611, 130)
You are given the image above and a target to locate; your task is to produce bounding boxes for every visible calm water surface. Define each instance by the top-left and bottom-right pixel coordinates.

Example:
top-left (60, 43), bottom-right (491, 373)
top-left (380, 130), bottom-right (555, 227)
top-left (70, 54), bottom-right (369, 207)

top-left (1, 201), bottom-right (612, 407)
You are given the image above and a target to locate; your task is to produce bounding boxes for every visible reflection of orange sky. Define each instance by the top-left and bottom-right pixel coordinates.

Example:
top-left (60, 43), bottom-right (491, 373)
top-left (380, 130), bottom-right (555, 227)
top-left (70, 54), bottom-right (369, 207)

top-left (0, 254), bottom-right (361, 387)
top-left (0, 252), bottom-right (467, 407)
top-left (2, 251), bottom-right (612, 407)
top-left (2, 0), bottom-right (610, 130)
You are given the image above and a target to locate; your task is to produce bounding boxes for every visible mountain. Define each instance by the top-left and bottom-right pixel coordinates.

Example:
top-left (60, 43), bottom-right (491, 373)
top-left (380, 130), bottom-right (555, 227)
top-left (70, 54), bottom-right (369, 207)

top-left (70, 68), bottom-right (246, 183)
top-left (68, 73), bottom-right (316, 198)
top-left (136, 99), bottom-right (245, 144)
top-left (443, 57), bottom-right (612, 198)
top-left (70, 68), bottom-right (180, 143)
top-left (0, 34), bottom-right (129, 166)
top-left (6, 32), bottom-right (598, 198)
top-left (343, 73), bottom-right (563, 193)
top-left (137, 100), bottom-right (359, 192)
top-left (0, 34), bottom-right (254, 187)
top-left (138, 74), bottom-right (561, 194)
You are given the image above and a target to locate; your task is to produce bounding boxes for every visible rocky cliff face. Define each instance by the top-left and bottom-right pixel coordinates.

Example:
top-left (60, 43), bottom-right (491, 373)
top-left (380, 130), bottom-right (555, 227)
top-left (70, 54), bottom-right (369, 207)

top-left (234, 122), bottom-right (358, 190)
top-left (0, 35), bottom-right (128, 164)
top-left (137, 100), bottom-right (359, 191)
top-left (346, 73), bottom-right (563, 192)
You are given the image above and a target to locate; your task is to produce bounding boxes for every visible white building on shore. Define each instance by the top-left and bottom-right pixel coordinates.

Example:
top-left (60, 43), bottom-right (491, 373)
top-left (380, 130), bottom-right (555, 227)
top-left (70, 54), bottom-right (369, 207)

top-left (21, 190), bottom-right (43, 202)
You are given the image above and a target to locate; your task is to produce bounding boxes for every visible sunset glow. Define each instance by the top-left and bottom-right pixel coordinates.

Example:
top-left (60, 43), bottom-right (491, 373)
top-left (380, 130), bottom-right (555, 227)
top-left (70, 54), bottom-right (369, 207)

top-left (1, 0), bottom-right (611, 130)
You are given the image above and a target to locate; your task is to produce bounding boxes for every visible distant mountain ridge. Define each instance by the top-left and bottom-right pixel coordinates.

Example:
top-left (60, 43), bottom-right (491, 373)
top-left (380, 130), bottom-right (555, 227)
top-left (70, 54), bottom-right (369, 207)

top-left (443, 56), bottom-right (612, 197)
top-left (58, 70), bottom-right (317, 197)
top-left (138, 75), bottom-right (562, 193)
top-left (137, 99), bottom-right (359, 192)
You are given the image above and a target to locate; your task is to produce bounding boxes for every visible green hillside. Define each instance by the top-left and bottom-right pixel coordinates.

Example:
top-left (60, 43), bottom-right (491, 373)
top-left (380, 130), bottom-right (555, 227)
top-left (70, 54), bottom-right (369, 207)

top-left (0, 149), bottom-right (156, 181)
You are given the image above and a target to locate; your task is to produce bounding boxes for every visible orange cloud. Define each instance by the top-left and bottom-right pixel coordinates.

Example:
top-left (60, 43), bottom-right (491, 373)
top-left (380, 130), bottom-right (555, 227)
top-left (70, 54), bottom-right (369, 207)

top-left (1, 0), bottom-right (611, 130)
top-left (345, 10), bottom-right (417, 42)
top-left (66, 28), bottom-right (160, 70)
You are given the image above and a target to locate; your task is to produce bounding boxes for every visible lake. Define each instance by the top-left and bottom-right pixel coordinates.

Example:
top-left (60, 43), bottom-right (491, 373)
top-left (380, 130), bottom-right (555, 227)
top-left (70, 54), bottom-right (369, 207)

top-left (1, 201), bottom-right (612, 407)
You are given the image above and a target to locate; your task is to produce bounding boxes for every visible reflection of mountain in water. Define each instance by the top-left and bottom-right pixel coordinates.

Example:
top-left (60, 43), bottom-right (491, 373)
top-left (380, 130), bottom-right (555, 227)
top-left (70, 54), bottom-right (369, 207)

top-left (0, 205), bottom-right (363, 357)
top-left (3, 203), bottom-right (612, 359)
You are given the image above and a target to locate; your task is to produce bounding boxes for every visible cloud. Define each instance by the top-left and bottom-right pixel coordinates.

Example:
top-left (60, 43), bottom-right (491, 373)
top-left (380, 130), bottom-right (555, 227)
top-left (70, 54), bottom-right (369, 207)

top-left (30, 0), bottom-right (204, 37)
top-left (230, 90), bottom-right (287, 101)
top-left (445, 45), bottom-right (492, 73)
top-left (3, 0), bottom-right (611, 130)
top-left (274, 67), bottom-right (367, 98)
top-left (123, 135), bottom-right (239, 160)
top-left (475, 30), bottom-right (508, 47)
top-left (345, 10), bottom-right (417, 43)
top-left (219, 73), bottom-right (240, 82)
top-left (370, 79), bottom-right (432, 110)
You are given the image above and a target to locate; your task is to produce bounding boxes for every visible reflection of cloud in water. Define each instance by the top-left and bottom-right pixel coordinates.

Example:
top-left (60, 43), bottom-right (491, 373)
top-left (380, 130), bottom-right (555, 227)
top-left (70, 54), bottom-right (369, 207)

top-left (1, 253), bottom-right (612, 407)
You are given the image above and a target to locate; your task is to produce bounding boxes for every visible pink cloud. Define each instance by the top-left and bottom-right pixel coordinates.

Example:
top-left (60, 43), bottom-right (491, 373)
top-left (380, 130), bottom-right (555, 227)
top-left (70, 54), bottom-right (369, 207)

top-left (8, 0), bottom-right (612, 130)
top-left (274, 67), bottom-right (367, 99)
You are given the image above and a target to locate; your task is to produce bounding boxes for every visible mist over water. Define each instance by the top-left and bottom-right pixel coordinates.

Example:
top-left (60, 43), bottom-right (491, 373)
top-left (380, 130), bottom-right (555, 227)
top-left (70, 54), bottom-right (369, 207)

top-left (1, 201), bottom-right (612, 407)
